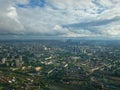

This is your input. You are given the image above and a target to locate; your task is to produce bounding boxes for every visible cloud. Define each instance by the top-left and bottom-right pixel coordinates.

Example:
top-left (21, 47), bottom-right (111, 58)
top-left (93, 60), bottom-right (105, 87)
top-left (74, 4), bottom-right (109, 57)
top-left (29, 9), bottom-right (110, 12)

top-left (0, 0), bottom-right (120, 39)
top-left (63, 16), bottom-right (120, 36)
top-left (63, 16), bottom-right (120, 27)
top-left (0, 1), bottom-right (25, 35)
top-left (15, 0), bottom-right (29, 4)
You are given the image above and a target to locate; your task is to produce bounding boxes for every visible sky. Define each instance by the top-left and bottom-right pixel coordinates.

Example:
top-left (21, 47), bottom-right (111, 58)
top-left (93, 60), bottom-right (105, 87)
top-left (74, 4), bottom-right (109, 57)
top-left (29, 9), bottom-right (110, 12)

top-left (0, 0), bottom-right (120, 40)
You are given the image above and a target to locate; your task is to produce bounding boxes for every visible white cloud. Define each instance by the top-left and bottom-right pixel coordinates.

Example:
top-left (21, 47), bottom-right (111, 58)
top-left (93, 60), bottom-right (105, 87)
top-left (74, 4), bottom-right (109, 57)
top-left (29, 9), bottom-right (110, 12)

top-left (0, 1), bottom-right (25, 35)
top-left (0, 0), bottom-right (120, 39)
top-left (14, 0), bottom-right (29, 4)
top-left (46, 0), bottom-right (92, 9)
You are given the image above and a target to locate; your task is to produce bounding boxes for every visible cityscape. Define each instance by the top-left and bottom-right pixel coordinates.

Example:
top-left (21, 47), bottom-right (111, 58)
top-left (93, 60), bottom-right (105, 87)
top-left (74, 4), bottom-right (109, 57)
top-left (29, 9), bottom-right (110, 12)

top-left (0, 40), bottom-right (120, 90)
top-left (1, 0), bottom-right (120, 90)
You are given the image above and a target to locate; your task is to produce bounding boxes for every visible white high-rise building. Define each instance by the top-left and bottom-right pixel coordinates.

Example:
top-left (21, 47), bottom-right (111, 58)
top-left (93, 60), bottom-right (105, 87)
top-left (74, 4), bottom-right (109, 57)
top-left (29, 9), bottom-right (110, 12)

top-left (1, 58), bottom-right (6, 64)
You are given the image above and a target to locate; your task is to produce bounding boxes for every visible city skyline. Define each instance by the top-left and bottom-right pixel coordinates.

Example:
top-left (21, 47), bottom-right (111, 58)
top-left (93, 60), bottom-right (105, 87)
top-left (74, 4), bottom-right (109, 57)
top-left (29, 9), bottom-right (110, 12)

top-left (0, 0), bottom-right (120, 39)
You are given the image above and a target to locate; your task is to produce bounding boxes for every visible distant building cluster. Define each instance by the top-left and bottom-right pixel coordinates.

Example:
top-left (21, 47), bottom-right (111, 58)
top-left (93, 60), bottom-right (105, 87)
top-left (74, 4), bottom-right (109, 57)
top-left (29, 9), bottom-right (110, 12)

top-left (0, 56), bottom-right (24, 67)
top-left (0, 40), bottom-right (120, 90)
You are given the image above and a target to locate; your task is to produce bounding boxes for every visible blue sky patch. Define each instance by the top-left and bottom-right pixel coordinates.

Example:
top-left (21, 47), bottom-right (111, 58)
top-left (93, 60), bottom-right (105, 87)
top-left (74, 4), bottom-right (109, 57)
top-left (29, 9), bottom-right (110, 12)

top-left (17, 0), bottom-right (46, 8)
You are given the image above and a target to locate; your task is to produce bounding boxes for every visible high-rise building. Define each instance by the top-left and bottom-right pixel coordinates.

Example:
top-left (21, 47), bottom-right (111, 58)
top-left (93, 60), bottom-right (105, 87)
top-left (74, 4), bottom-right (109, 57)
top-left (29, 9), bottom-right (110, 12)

top-left (1, 58), bottom-right (6, 64)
